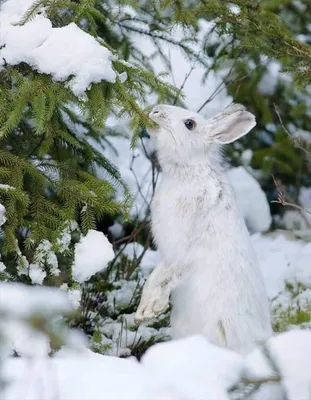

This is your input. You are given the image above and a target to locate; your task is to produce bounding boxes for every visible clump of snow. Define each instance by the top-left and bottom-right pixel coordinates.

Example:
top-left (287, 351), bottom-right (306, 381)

top-left (68, 288), bottom-right (82, 309)
top-left (29, 240), bottom-right (60, 283)
top-left (60, 284), bottom-right (82, 310)
top-left (240, 149), bottom-right (253, 165)
top-left (258, 61), bottom-right (282, 95)
top-left (0, 261), bottom-right (6, 272)
top-left (227, 166), bottom-right (272, 233)
top-left (108, 221), bottom-right (124, 239)
top-left (0, 0), bottom-right (119, 96)
top-left (228, 4), bottom-right (241, 15)
top-left (57, 221), bottom-right (76, 253)
top-left (0, 203), bottom-right (6, 227)
top-left (29, 263), bottom-right (46, 285)
top-left (72, 230), bottom-right (114, 283)
top-left (0, 183), bottom-right (15, 190)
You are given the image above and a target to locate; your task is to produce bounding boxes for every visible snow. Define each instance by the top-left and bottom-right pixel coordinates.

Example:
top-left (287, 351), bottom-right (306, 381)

top-left (0, 0), bottom-right (118, 96)
top-left (29, 263), bottom-right (46, 285)
top-left (3, 279), bottom-right (311, 400)
top-left (227, 167), bottom-right (272, 233)
top-left (281, 186), bottom-right (311, 230)
top-left (245, 330), bottom-right (311, 400)
top-left (130, 21), bottom-right (231, 116)
top-left (142, 335), bottom-right (244, 400)
top-left (97, 130), bottom-right (157, 218)
top-left (2, 353), bottom-right (174, 400)
top-left (67, 288), bottom-right (82, 310)
top-left (267, 330), bottom-right (311, 400)
top-left (0, 203), bottom-right (6, 226)
top-left (108, 221), bottom-right (124, 239)
top-left (293, 129), bottom-right (311, 144)
top-left (57, 222), bottom-right (75, 253)
top-left (5, 330), bottom-right (311, 400)
top-left (122, 242), bottom-right (161, 275)
top-left (0, 282), bottom-right (73, 318)
top-left (251, 232), bottom-right (311, 300)
top-left (72, 229), bottom-right (115, 283)
top-left (0, 183), bottom-right (15, 190)
top-left (29, 240), bottom-right (60, 282)
top-left (241, 149), bottom-right (253, 165)
top-left (0, 282), bottom-right (87, 357)
top-left (258, 61), bottom-right (282, 95)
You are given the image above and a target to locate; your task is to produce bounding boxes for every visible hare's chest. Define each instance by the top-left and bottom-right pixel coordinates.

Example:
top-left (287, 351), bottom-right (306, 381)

top-left (151, 182), bottom-right (209, 257)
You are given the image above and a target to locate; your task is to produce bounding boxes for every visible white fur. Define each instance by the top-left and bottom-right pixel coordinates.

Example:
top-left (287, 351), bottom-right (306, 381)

top-left (135, 104), bottom-right (272, 354)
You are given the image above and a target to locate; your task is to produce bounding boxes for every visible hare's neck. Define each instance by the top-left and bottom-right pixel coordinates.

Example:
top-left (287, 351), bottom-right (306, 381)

top-left (161, 161), bottom-right (219, 181)
top-left (160, 152), bottom-right (225, 182)
top-left (158, 144), bottom-right (225, 182)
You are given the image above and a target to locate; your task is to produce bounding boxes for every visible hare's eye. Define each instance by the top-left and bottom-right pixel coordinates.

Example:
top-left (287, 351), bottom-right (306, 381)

top-left (184, 119), bottom-right (196, 131)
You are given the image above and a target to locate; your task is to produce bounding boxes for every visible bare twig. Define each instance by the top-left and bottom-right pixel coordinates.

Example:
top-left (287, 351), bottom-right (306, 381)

top-left (173, 60), bottom-right (197, 105)
top-left (272, 105), bottom-right (311, 222)
top-left (271, 176), bottom-right (311, 216)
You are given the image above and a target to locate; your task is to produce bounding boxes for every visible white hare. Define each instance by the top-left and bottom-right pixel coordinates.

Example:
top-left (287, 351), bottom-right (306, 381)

top-left (135, 103), bottom-right (272, 354)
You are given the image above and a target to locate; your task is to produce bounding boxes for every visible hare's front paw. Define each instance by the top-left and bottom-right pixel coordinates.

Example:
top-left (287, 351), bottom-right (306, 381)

top-left (135, 286), bottom-right (169, 322)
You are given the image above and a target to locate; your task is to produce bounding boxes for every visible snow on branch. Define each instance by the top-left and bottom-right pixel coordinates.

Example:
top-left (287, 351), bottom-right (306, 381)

top-left (0, 0), bottom-right (120, 96)
top-left (72, 229), bottom-right (115, 283)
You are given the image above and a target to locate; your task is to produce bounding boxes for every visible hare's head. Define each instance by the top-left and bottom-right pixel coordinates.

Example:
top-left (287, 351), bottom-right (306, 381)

top-left (148, 104), bottom-right (256, 165)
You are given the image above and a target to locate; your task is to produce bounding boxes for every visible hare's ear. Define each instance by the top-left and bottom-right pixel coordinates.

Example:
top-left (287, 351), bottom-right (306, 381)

top-left (207, 104), bottom-right (256, 144)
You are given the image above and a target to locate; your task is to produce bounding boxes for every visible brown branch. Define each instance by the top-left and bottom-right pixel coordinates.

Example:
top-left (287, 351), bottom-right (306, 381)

top-left (271, 176), bottom-right (311, 216)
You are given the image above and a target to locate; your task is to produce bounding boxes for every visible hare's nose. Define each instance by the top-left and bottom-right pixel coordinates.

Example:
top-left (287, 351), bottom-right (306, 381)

top-left (149, 106), bottom-right (166, 121)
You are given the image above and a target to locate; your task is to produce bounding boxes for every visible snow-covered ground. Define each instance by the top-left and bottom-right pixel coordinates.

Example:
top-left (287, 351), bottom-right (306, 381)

top-left (3, 308), bottom-right (311, 400)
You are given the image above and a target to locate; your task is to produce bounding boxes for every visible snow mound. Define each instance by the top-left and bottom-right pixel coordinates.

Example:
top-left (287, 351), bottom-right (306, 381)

top-left (142, 335), bottom-right (244, 400)
top-left (72, 230), bottom-right (114, 283)
top-left (227, 166), bottom-right (272, 233)
top-left (246, 330), bottom-right (311, 400)
top-left (252, 232), bottom-right (311, 300)
top-left (0, 0), bottom-right (117, 96)
top-left (4, 331), bottom-right (311, 400)
top-left (2, 352), bottom-right (175, 400)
